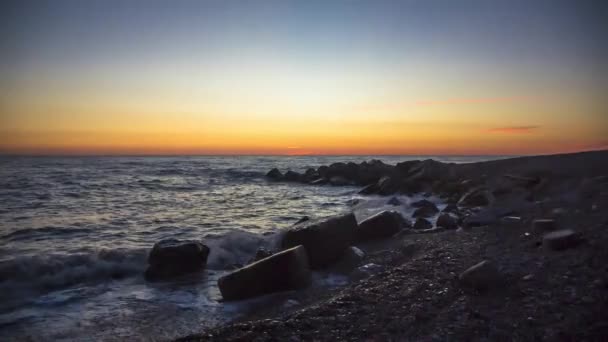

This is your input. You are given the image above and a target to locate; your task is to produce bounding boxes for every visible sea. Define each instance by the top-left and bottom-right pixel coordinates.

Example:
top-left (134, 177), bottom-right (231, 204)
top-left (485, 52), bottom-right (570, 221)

top-left (0, 155), bottom-right (505, 340)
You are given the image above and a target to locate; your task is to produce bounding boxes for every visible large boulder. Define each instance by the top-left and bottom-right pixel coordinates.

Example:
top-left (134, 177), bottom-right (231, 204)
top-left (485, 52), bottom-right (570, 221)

top-left (303, 168), bottom-right (320, 182)
top-left (355, 210), bottom-right (407, 242)
top-left (328, 246), bottom-right (366, 274)
top-left (284, 170), bottom-right (303, 182)
top-left (412, 205), bottom-right (439, 218)
top-left (377, 176), bottom-right (399, 195)
top-left (266, 168), bottom-right (283, 181)
top-left (405, 159), bottom-right (453, 182)
top-left (458, 187), bottom-right (493, 207)
top-left (356, 160), bottom-right (394, 185)
top-left (281, 213), bottom-right (357, 268)
top-left (413, 217), bottom-right (432, 230)
top-left (145, 239), bottom-right (210, 281)
top-left (218, 245), bottom-right (311, 301)
top-left (329, 176), bottom-right (350, 186)
top-left (436, 213), bottom-right (458, 229)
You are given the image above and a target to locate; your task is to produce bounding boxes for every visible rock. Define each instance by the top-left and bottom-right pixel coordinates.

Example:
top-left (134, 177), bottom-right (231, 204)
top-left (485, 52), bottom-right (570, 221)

top-left (411, 199), bottom-right (437, 209)
top-left (412, 205), bottom-right (439, 218)
top-left (413, 218), bottom-right (432, 230)
top-left (459, 260), bottom-right (501, 291)
top-left (351, 263), bottom-right (384, 280)
top-left (310, 178), bottom-right (327, 185)
top-left (458, 187), bottom-right (493, 207)
top-left (294, 216), bottom-right (310, 225)
top-left (266, 168), bottom-right (283, 181)
top-left (395, 160), bottom-right (421, 174)
top-left (329, 176), bottom-right (350, 186)
top-left (501, 216), bottom-right (522, 224)
top-left (387, 196), bottom-right (402, 206)
top-left (356, 160), bottom-right (394, 185)
top-left (406, 159), bottom-right (451, 182)
top-left (284, 170), bottom-right (303, 182)
top-left (533, 219), bottom-right (556, 233)
top-left (145, 239), bottom-right (210, 281)
top-left (358, 182), bottom-right (379, 195)
top-left (355, 210), bottom-right (405, 242)
top-left (283, 299), bottom-right (300, 308)
top-left (218, 245), bottom-right (312, 301)
top-left (303, 168), bottom-right (319, 182)
top-left (442, 204), bottom-right (458, 213)
top-left (543, 229), bottom-right (580, 251)
top-left (436, 213), bottom-right (458, 229)
top-left (502, 174), bottom-right (541, 188)
top-left (329, 246), bottom-right (366, 274)
top-left (281, 213), bottom-right (358, 268)
top-left (249, 247), bottom-right (273, 264)
top-left (377, 176), bottom-right (399, 195)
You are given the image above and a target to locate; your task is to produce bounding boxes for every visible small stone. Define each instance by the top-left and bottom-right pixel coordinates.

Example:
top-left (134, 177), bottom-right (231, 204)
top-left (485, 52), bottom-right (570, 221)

top-left (522, 274), bottom-right (534, 281)
top-left (502, 216), bottom-right (521, 223)
top-left (459, 260), bottom-right (501, 291)
top-left (533, 219), bottom-right (556, 233)
top-left (542, 229), bottom-right (580, 251)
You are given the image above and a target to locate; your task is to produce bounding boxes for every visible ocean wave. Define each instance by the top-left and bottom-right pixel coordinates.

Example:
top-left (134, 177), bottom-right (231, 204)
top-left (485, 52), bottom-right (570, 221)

top-left (0, 248), bottom-right (149, 302)
top-left (1, 226), bottom-right (92, 242)
top-left (203, 229), bottom-right (282, 270)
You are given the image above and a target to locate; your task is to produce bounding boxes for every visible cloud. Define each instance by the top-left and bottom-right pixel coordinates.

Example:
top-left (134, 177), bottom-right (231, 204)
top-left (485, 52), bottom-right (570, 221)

top-left (416, 96), bottom-right (535, 106)
top-left (486, 126), bottom-right (540, 134)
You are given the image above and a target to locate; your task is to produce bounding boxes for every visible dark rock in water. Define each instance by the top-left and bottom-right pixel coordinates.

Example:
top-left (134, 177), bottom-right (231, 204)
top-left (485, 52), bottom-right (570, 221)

top-left (284, 170), bottom-right (303, 182)
top-left (543, 229), bottom-right (580, 251)
top-left (459, 260), bottom-right (501, 292)
top-left (329, 176), bottom-right (350, 186)
top-left (411, 199), bottom-right (437, 209)
top-left (218, 245), bottom-right (312, 301)
top-left (356, 160), bottom-right (394, 185)
top-left (413, 217), bottom-right (432, 230)
top-left (266, 168), bottom-right (283, 181)
top-left (406, 159), bottom-right (453, 182)
top-left (303, 168), bottom-right (319, 182)
top-left (387, 196), bottom-right (402, 206)
top-left (355, 210), bottom-right (405, 242)
top-left (329, 246), bottom-right (365, 274)
top-left (249, 247), bottom-right (273, 264)
top-left (412, 205), bottom-right (439, 218)
top-left (377, 176), bottom-right (399, 195)
top-left (395, 160), bottom-right (421, 175)
top-left (458, 187), bottom-right (493, 207)
top-left (294, 216), bottom-right (310, 225)
top-left (359, 182), bottom-right (379, 195)
top-left (436, 213), bottom-right (458, 229)
top-left (281, 213), bottom-right (357, 269)
top-left (442, 204), bottom-right (459, 213)
top-left (145, 239), bottom-right (209, 281)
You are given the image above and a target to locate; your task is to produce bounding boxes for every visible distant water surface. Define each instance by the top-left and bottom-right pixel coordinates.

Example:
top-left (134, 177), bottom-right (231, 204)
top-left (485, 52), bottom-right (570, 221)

top-left (0, 155), bottom-right (508, 340)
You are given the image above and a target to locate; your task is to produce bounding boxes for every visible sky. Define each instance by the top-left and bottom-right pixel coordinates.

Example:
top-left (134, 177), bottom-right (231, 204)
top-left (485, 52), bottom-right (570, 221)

top-left (1, 0), bottom-right (607, 155)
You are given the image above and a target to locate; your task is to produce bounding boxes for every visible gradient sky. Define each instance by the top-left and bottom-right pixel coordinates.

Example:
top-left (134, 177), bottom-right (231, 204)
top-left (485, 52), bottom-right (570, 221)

top-left (1, 0), bottom-right (607, 155)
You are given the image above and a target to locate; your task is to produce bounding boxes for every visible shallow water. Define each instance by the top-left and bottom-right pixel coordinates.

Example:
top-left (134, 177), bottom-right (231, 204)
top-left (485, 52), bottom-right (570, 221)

top-left (0, 155), bottom-right (504, 340)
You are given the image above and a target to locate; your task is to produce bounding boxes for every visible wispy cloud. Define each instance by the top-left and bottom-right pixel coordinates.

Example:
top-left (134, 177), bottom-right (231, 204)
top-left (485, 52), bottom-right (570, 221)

top-left (416, 96), bottom-right (535, 106)
top-left (486, 126), bottom-right (540, 134)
